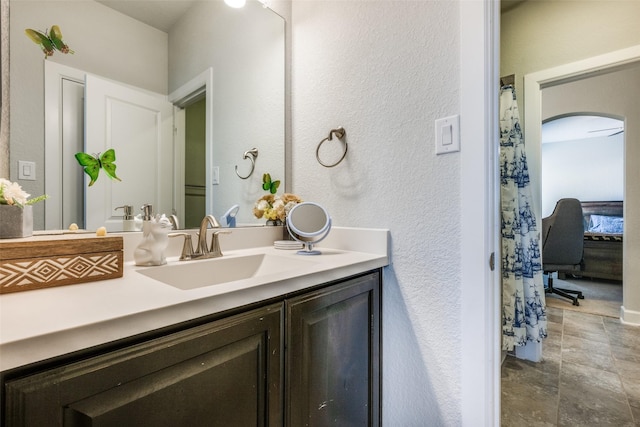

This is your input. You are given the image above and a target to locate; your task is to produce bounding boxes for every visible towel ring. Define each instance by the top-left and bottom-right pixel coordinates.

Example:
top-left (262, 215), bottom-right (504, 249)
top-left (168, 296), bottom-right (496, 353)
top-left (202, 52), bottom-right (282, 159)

top-left (316, 127), bottom-right (347, 168)
top-left (235, 147), bottom-right (259, 179)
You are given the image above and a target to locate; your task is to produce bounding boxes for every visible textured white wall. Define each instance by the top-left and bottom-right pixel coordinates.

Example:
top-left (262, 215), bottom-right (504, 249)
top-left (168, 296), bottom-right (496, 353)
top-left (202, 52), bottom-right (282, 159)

top-left (292, 1), bottom-right (462, 423)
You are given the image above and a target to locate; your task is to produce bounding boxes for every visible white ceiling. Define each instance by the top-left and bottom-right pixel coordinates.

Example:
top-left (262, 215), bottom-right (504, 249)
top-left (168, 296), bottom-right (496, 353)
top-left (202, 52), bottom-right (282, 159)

top-left (541, 115), bottom-right (624, 144)
top-left (96, 0), bottom-right (196, 32)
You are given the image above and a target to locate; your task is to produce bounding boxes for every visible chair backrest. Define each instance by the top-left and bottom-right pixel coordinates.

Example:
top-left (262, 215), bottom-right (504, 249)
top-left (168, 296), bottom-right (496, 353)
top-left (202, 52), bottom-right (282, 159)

top-left (542, 198), bottom-right (584, 266)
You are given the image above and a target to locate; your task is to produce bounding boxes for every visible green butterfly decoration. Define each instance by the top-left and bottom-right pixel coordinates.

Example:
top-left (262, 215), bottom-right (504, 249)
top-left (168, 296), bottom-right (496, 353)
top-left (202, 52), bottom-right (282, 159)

top-left (262, 173), bottom-right (280, 194)
top-left (25, 25), bottom-right (74, 58)
top-left (75, 149), bottom-right (122, 187)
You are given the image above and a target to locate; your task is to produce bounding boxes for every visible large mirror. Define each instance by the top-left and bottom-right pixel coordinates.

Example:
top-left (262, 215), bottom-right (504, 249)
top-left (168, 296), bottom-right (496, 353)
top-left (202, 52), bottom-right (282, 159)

top-left (7, 0), bottom-right (285, 231)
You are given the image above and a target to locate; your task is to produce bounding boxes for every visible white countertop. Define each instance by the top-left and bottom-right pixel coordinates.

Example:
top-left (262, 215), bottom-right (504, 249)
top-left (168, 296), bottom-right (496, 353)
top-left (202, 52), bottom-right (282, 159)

top-left (0, 227), bottom-right (389, 372)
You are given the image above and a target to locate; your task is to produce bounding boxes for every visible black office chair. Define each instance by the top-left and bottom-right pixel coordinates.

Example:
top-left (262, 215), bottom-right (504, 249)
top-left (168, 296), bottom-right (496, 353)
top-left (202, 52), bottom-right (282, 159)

top-left (542, 198), bottom-right (585, 306)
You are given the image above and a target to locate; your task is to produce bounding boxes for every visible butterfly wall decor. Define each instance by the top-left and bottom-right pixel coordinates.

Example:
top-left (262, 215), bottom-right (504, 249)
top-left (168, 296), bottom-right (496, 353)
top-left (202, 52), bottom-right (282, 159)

top-left (25, 25), bottom-right (74, 58)
top-left (75, 149), bottom-right (122, 187)
top-left (262, 173), bottom-right (280, 194)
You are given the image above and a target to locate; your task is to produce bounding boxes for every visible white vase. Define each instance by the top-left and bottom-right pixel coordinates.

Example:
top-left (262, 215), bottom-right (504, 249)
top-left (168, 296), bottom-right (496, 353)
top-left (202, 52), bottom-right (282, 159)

top-left (0, 204), bottom-right (33, 238)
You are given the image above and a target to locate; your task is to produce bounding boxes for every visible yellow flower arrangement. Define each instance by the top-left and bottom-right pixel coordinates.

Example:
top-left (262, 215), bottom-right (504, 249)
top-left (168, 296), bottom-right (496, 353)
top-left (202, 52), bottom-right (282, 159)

top-left (253, 193), bottom-right (303, 223)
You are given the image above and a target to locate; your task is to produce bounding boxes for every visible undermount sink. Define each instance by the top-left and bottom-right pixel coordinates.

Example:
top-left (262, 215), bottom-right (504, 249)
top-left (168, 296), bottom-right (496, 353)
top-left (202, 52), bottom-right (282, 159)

top-left (137, 253), bottom-right (317, 290)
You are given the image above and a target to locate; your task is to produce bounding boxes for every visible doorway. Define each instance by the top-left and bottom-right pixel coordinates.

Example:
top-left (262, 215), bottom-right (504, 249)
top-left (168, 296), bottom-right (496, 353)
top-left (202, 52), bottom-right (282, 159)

top-left (524, 53), bottom-right (640, 327)
top-left (168, 68), bottom-right (214, 228)
top-left (183, 97), bottom-right (207, 229)
top-left (499, 2), bottom-right (640, 424)
top-left (541, 114), bottom-right (624, 218)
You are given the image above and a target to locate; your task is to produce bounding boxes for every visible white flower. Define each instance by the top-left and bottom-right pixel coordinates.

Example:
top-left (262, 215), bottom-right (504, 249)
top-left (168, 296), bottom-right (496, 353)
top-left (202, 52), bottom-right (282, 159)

top-left (284, 201), bottom-right (298, 215)
top-left (0, 179), bottom-right (30, 206)
top-left (272, 198), bottom-right (285, 209)
top-left (0, 178), bottom-right (47, 207)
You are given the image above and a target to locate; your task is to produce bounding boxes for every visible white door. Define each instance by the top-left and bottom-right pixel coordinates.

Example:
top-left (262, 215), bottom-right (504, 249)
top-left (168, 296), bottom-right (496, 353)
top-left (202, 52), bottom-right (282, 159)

top-left (84, 75), bottom-right (173, 231)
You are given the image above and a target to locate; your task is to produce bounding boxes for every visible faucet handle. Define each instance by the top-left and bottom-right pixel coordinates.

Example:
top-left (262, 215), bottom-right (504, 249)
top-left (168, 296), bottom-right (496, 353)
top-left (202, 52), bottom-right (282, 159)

top-left (209, 230), bottom-right (232, 257)
top-left (169, 232), bottom-right (195, 261)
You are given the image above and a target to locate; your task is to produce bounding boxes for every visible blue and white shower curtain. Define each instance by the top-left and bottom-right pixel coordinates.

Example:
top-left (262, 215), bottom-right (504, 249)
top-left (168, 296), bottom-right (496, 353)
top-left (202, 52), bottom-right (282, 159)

top-left (499, 85), bottom-right (547, 351)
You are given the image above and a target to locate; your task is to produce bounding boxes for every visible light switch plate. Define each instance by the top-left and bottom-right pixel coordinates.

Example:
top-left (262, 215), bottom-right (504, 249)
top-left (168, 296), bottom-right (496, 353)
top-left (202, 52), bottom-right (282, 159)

top-left (435, 115), bottom-right (460, 155)
top-left (212, 166), bottom-right (220, 185)
top-left (18, 161), bottom-right (36, 181)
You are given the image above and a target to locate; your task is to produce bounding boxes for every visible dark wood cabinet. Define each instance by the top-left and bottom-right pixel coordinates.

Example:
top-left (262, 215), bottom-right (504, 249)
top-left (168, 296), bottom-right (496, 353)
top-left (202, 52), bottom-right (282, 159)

top-left (4, 304), bottom-right (283, 427)
top-left (286, 272), bottom-right (381, 426)
top-left (3, 270), bottom-right (381, 427)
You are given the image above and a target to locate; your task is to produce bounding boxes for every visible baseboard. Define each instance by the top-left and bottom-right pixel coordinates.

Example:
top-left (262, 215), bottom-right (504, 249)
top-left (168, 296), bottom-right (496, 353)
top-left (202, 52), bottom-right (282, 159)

top-left (620, 306), bottom-right (640, 325)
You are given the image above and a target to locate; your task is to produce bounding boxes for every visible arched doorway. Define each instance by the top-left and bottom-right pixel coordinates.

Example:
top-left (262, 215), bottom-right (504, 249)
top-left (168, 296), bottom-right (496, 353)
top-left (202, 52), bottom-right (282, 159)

top-left (541, 114), bottom-right (624, 218)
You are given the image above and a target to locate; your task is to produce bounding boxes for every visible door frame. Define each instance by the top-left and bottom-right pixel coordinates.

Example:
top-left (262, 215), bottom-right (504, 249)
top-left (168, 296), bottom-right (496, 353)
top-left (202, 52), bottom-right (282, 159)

top-left (459, 1), bottom-right (501, 425)
top-left (524, 44), bottom-right (640, 326)
top-left (44, 61), bottom-right (85, 229)
top-left (524, 44), bottom-right (640, 212)
top-left (169, 68), bottom-right (214, 221)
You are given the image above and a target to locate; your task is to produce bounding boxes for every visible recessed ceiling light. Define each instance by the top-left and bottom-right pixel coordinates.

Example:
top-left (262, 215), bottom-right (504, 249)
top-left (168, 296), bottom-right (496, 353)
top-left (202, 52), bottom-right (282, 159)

top-left (225, 0), bottom-right (246, 8)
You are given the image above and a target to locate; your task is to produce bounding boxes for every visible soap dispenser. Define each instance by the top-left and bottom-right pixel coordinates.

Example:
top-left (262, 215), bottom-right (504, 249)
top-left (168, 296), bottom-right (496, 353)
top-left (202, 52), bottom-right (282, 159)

top-left (140, 204), bottom-right (153, 233)
top-left (114, 205), bottom-right (136, 232)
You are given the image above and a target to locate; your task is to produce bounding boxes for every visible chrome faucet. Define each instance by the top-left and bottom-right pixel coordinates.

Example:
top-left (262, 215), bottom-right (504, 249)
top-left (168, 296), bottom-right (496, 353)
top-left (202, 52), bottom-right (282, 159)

top-left (169, 215), bottom-right (230, 261)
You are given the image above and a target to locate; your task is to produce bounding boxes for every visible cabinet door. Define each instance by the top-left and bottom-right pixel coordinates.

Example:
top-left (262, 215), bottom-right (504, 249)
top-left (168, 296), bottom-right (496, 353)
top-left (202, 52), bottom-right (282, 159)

top-left (5, 304), bottom-right (283, 427)
top-left (286, 272), bottom-right (381, 426)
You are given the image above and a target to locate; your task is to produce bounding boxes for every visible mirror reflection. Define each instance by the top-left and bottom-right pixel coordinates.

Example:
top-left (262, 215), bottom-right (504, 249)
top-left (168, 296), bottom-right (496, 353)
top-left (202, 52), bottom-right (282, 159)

top-left (9, 0), bottom-right (285, 231)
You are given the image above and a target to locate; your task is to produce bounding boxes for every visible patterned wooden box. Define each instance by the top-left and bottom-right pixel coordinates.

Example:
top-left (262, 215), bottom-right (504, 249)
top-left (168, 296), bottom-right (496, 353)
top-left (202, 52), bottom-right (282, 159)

top-left (0, 234), bottom-right (123, 294)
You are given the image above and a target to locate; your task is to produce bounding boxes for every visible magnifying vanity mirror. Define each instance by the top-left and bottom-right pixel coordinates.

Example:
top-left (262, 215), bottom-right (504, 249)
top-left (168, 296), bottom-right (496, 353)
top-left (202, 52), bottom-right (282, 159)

top-left (286, 202), bottom-right (332, 255)
top-left (6, 0), bottom-right (285, 232)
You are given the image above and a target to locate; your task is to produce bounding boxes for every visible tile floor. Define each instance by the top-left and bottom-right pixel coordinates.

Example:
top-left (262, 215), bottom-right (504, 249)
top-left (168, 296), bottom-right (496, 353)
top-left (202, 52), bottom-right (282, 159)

top-left (501, 306), bottom-right (640, 426)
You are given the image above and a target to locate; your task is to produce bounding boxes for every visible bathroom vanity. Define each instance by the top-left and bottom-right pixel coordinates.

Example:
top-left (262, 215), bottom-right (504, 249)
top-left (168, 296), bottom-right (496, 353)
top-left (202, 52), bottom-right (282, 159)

top-left (0, 227), bottom-right (388, 426)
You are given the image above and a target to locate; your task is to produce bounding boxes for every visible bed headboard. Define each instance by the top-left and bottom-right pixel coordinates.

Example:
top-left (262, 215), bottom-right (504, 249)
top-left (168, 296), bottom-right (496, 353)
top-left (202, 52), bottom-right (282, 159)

top-left (581, 200), bottom-right (623, 231)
